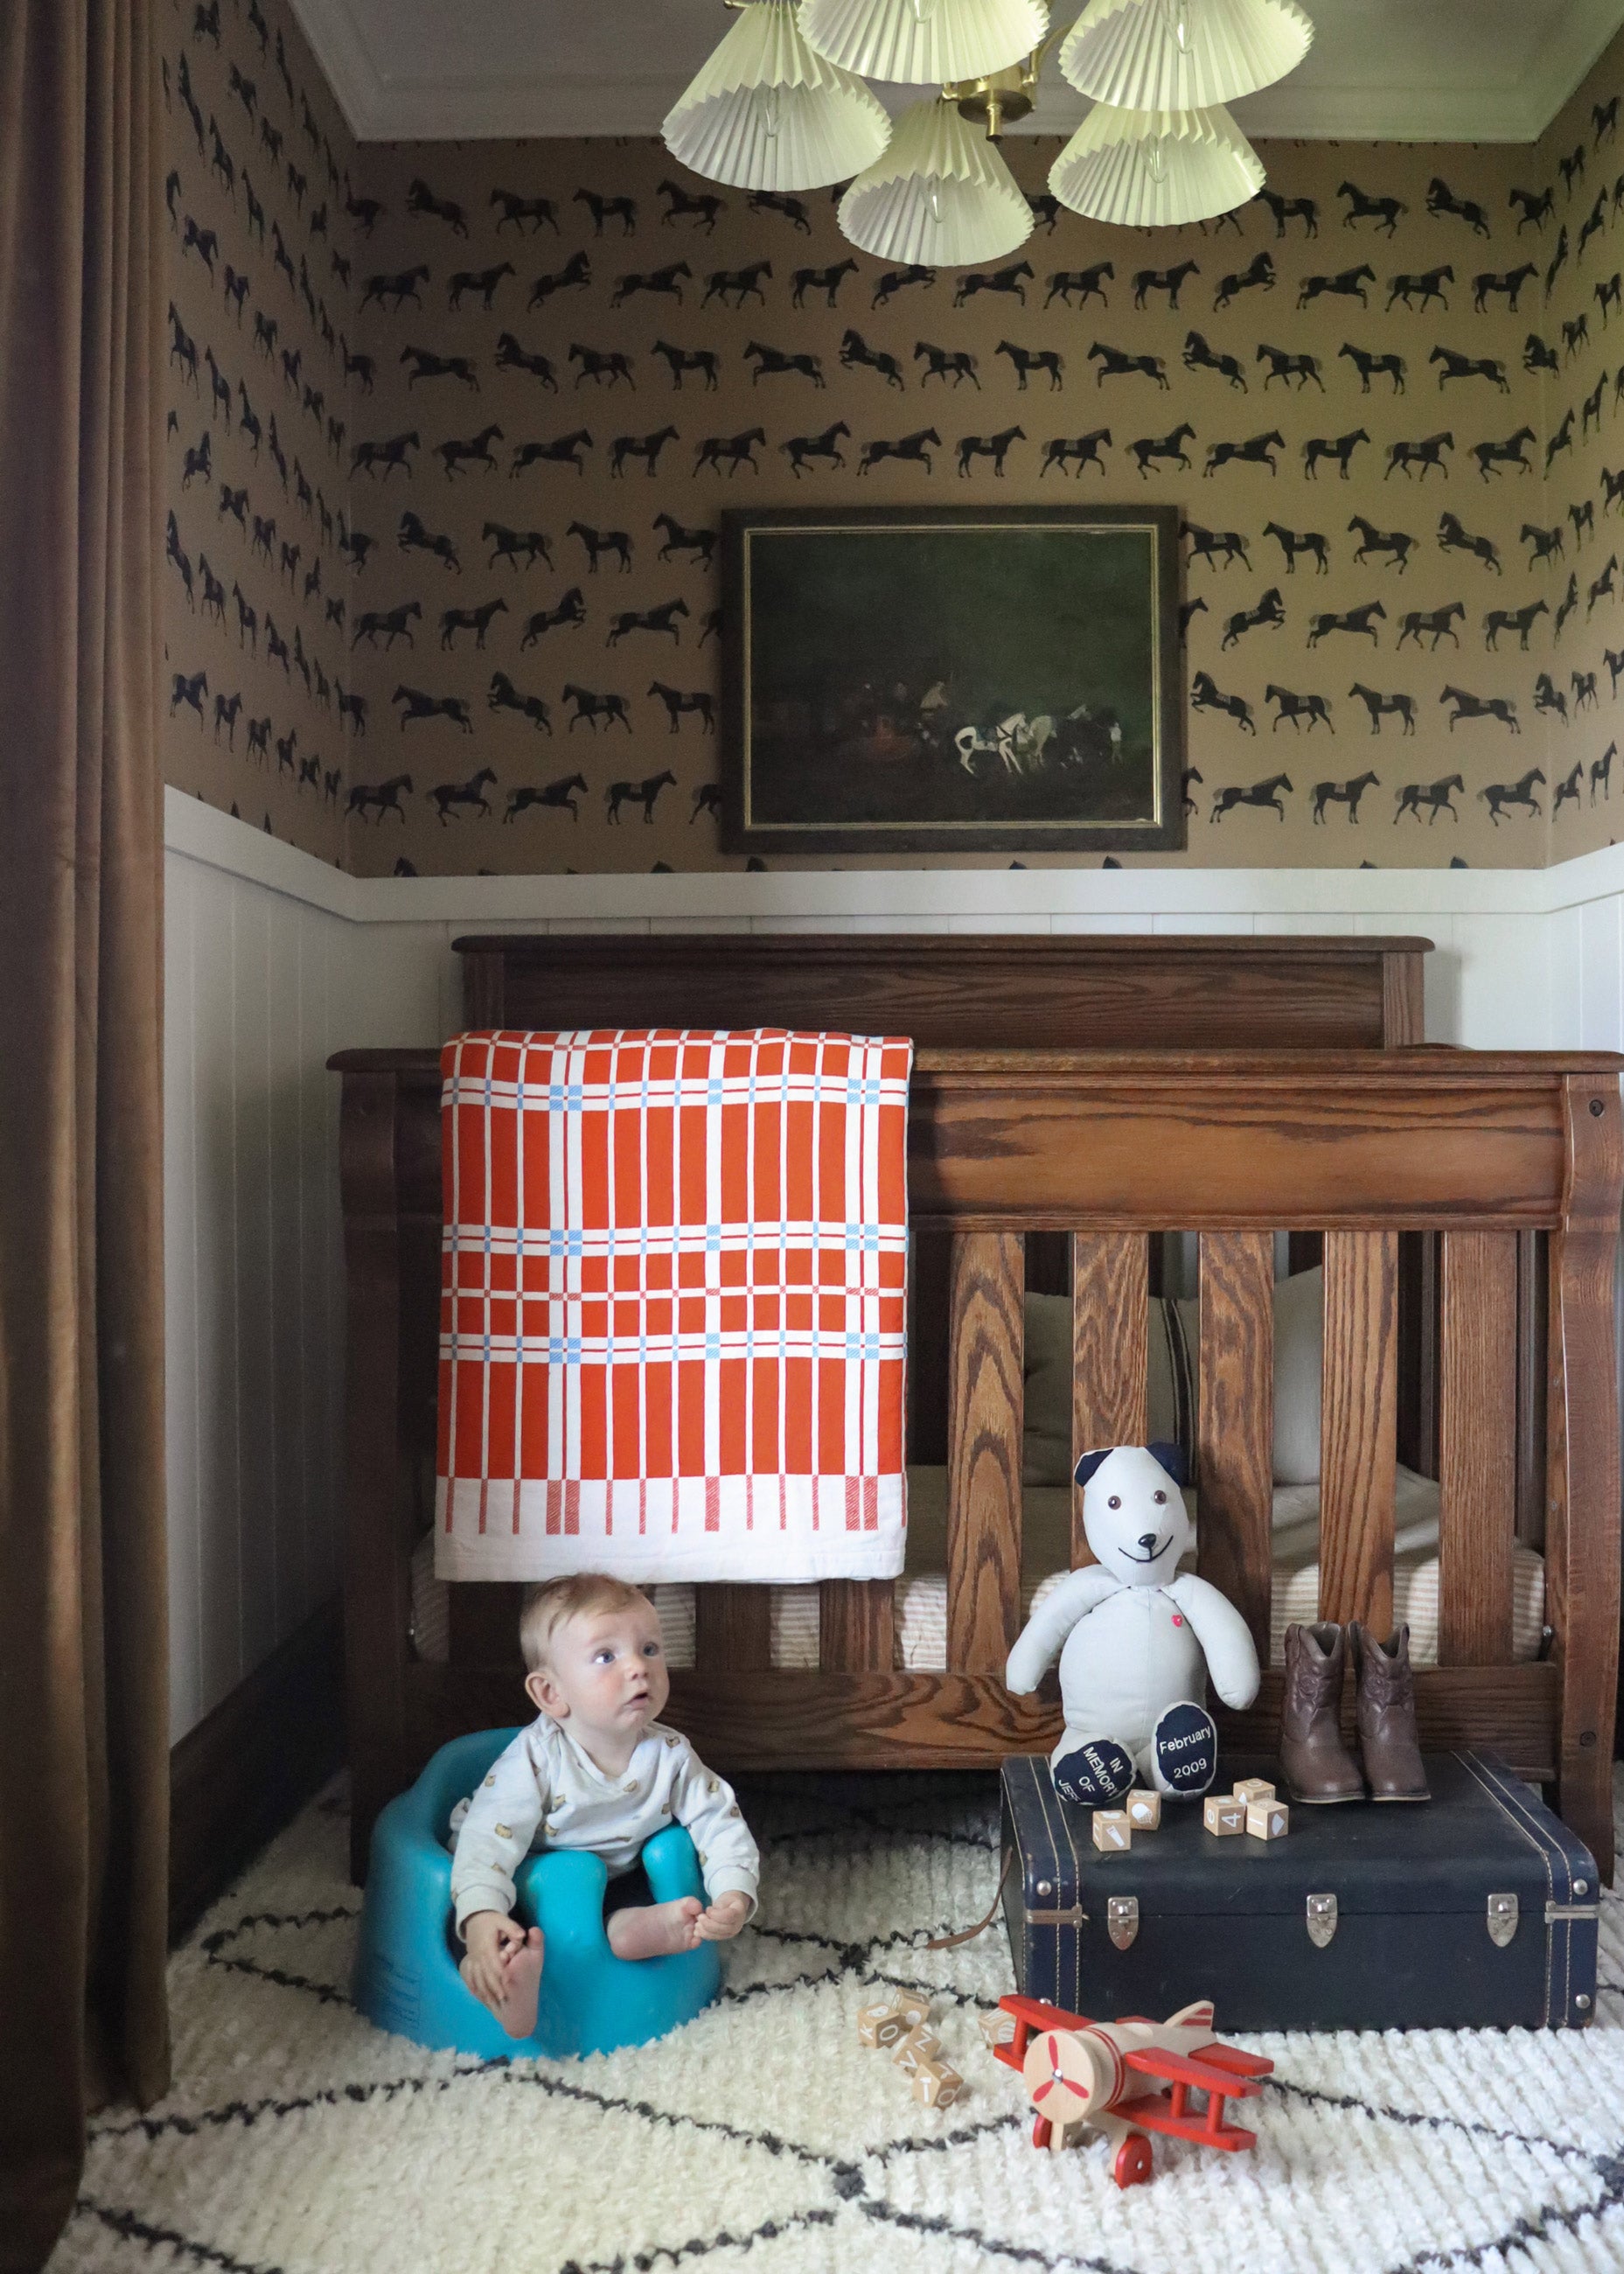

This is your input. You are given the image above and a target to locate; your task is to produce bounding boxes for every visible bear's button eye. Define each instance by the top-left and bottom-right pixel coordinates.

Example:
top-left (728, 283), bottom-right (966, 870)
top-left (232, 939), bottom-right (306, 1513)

top-left (1107, 1495), bottom-right (1121, 1510)
top-left (1154, 1490), bottom-right (1167, 1504)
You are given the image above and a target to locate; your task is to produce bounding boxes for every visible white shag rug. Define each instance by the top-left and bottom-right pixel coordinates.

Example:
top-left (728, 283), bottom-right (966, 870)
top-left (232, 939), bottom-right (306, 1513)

top-left (47, 1768), bottom-right (1624, 2274)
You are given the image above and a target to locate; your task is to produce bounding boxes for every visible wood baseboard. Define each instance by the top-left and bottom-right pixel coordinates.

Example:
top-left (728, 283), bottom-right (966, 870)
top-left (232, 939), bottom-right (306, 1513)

top-left (169, 1597), bottom-right (345, 1944)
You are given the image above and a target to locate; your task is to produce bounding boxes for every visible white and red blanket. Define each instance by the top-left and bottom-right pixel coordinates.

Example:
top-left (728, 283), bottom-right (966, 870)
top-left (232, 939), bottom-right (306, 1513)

top-left (435, 1027), bottom-right (911, 1583)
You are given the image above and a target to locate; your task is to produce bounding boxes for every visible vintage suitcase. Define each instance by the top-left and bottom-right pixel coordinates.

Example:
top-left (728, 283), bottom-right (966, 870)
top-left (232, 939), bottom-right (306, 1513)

top-left (1000, 1750), bottom-right (1599, 2032)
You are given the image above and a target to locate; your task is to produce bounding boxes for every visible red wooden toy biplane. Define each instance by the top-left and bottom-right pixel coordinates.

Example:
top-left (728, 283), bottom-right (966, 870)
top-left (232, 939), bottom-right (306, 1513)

top-left (993, 1993), bottom-right (1273, 2188)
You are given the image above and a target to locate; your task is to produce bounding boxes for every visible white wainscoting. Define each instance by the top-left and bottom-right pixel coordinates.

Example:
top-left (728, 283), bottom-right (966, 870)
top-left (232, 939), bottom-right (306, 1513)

top-left (163, 791), bottom-right (1624, 1741)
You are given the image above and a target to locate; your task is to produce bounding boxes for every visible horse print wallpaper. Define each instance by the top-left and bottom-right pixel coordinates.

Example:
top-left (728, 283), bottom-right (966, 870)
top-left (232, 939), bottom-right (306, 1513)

top-left (162, 0), bottom-right (1624, 875)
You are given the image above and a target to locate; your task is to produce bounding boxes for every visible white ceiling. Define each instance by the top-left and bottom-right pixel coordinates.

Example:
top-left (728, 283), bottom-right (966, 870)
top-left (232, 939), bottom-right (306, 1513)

top-left (289, 0), bottom-right (1624, 146)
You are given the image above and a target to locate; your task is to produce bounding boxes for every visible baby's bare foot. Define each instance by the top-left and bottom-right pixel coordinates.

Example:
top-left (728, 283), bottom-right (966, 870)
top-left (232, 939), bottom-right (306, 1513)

top-left (462, 1925), bottom-right (545, 2039)
top-left (607, 1896), bottom-right (703, 1961)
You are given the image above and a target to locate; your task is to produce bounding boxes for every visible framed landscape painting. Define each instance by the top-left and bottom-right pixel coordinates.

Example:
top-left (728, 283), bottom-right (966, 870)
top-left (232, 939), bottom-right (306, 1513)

top-left (720, 504), bottom-right (1184, 857)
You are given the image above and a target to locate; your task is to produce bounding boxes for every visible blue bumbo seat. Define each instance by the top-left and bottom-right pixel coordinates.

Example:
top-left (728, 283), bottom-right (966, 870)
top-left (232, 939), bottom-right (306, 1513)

top-left (352, 1728), bottom-right (723, 2060)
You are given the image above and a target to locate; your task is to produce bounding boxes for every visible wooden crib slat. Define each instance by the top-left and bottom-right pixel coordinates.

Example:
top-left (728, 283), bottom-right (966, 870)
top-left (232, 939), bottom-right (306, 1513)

top-left (946, 1231), bottom-right (1024, 1673)
top-left (1319, 1231), bottom-right (1397, 1635)
top-left (1071, 1235), bottom-right (1149, 1566)
top-left (695, 1585), bottom-right (772, 1670)
top-left (1196, 1232), bottom-right (1275, 1660)
top-left (1437, 1231), bottom-right (1516, 1664)
top-left (819, 1580), bottom-right (896, 1672)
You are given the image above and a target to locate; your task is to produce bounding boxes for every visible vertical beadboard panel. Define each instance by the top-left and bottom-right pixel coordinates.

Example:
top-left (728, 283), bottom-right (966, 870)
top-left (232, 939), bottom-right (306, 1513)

top-left (190, 857), bottom-right (244, 1713)
top-left (164, 858), bottom-right (203, 1743)
top-left (1580, 895), bottom-right (1623, 1051)
top-left (233, 885), bottom-right (278, 1673)
top-left (267, 893), bottom-right (309, 1633)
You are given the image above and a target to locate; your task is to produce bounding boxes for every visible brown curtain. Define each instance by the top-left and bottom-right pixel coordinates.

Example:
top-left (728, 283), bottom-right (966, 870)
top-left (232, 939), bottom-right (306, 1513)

top-left (0, 2), bottom-right (170, 2266)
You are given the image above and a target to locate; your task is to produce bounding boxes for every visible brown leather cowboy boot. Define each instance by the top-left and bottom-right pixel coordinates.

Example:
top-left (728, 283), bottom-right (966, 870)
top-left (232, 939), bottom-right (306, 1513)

top-left (1279, 1622), bottom-right (1363, 1803)
top-left (1351, 1622), bottom-right (1430, 1802)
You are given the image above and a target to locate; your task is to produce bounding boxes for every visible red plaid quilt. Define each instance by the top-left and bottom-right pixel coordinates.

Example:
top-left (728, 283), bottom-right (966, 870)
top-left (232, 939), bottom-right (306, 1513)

top-left (436, 1028), bottom-right (911, 1583)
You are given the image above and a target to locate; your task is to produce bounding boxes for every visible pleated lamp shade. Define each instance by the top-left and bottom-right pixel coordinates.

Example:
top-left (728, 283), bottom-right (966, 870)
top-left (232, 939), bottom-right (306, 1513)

top-left (663, 0), bottom-right (891, 192)
top-left (1061, 0), bottom-right (1313, 110)
top-left (840, 97), bottom-right (1035, 265)
top-left (1049, 100), bottom-right (1264, 227)
top-left (800, 0), bottom-right (1048, 87)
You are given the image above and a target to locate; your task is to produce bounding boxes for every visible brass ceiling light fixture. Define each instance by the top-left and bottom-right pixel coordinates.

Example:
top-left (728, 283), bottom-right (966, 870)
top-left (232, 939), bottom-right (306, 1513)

top-left (662, 0), bottom-right (1314, 250)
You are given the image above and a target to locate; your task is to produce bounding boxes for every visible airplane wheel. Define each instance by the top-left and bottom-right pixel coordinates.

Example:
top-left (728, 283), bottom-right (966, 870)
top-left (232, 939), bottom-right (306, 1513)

top-left (1113, 2136), bottom-right (1154, 2190)
top-left (1032, 2116), bottom-right (1052, 2151)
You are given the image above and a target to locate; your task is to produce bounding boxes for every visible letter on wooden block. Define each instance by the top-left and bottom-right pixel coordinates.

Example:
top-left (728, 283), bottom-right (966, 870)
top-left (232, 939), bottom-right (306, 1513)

top-left (1246, 1799), bottom-right (1289, 1840)
top-left (894, 1991), bottom-right (933, 2033)
top-left (978, 2008), bottom-right (1015, 2047)
top-left (1203, 1796), bottom-right (1246, 1836)
top-left (1232, 1777), bottom-right (1276, 1805)
top-left (1091, 1809), bottom-right (1133, 1853)
top-left (913, 2058), bottom-right (965, 2110)
top-left (892, 2024), bottom-right (944, 2075)
top-left (857, 1998), bottom-right (909, 2049)
top-left (1126, 1789), bottom-right (1161, 1830)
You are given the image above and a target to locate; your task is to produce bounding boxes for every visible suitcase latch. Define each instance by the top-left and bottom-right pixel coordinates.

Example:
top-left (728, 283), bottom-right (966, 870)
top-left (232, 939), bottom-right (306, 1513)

top-left (1306, 1892), bottom-right (1337, 1948)
top-left (1107, 1896), bottom-right (1140, 1950)
top-left (1487, 1892), bottom-right (1519, 1948)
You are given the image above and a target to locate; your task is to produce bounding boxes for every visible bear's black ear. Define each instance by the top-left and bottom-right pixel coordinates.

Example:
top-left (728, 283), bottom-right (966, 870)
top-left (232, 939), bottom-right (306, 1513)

top-left (1073, 1447), bottom-right (1113, 1490)
top-left (1147, 1440), bottom-right (1189, 1488)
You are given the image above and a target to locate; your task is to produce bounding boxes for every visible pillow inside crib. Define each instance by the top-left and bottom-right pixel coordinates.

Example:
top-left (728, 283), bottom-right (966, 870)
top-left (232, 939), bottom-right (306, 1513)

top-left (1021, 1263), bottom-right (1324, 1491)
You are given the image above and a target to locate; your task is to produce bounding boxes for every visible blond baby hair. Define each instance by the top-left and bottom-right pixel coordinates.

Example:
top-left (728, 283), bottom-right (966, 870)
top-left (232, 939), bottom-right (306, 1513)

top-left (519, 1573), bottom-right (652, 1674)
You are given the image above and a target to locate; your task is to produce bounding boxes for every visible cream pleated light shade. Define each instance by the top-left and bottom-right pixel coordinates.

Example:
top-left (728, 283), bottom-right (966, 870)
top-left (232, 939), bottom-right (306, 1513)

top-left (1049, 100), bottom-right (1264, 227)
top-left (840, 96), bottom-right (1035, 265)
top-left (663, 0), bottom-right (891, 192)
top-left (1061, 0), bottom-right (1313, 110)
top-left (800, 0), bottom-right (1048, 87)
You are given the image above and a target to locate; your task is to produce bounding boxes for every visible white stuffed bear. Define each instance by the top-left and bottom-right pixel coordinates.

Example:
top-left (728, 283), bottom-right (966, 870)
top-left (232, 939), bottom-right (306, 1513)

top-left (1005, 1442), bottom-right (1260, 1806)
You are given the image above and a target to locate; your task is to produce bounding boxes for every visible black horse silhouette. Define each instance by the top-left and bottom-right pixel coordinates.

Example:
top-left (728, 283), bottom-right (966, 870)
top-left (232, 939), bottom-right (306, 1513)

top-left (1592, 744), bottom-right (1616, 804)
top-left (606, 771), bottom-right (675, 823)
top-left (653, 513), bottom-right (714, 567)
top-left (1183, 332), bottom-right (1246, 388)
top-left (512, 430), bottom-right (592, 477)
top-left (575, 189), bottom-right (637, 236)
top-left (1298, 264), bottom-right (1374, 308)
top-left (1554, 762), bottom-right (1585, 817)
top-left (1046, 262), bottom-right (1113, 309)
top-left (957, 426), bottom-right (1024, 476)
top-left (1182, 522), bottom-right (1250, 571)
top-left (1220, 588), bottom-right (1285, 647)
top-left (610, 425), bottom-right (678, 477)
top-left (1425, 178), bottom-right (1489, 234)
top-left (859, 429), bottom-right (941, 474)
top-left (492, 190), bottom-right (560, 234)
top-left (1265, 687), bottom-right (1333, 732)
top-left (1190, 672), bottom-right (1256, 732)
top-left (170, 670), bottom-right (206, 721)
top-left (1213, 251), bottom-right (1275, 309)
top-left (782, 422), bottom-right (851, 476)
top-left (1438, 512), bottom-right (1501, 572)
top-left (995, 342), bottom-right (1061, 391)
top-left (448, 262), bottom-right (514, 312)
top-left (606, 599), bottom-right (687, 645)
top-left (394, 686), bottom-right (473, 731)
top-left (791, 260), bottom-right (858, 309)
top-left (569, 345), bottom-right (635, 389)
top-left (1339, 343), bottom-right (1405, 394)
top-left (1442, 687), bottom-right (1519, 731)
top-left (1206, 429), bottom-right (1285, 475)
top-left (352, 430), bottom-right (420, 479)
top-left (1472, 427), bottom-right (1535, 478)
top-left (1313, 770), bottom-right (1380, 822)
top-left (694, 429), bottom-right (766, 475)
top-left (1385, 432), bottom-right (1453, 480)
top-left (505, 773), bottom-right (589, 821)
top-left (1303, 429), bottom-right (1369, 479)
top-left (657, 180), bottom-right (723, 232)
top-left (568, 521), bottom-right (632, 573)
top-left (1349, 517), bottom-right (1413, 571)
top-left (401, 345), bottom-right (478, 391)
top-left (360, 266), bottom-right (429, 310)
top-left (428, 766), bottom-right (498, 823)
top-left (1211, 771), bottom-right (1294, 818)
top-left (520, 590), bottom-right (587, 645)
top-left (1258, 187), bottom-right (1317, 235)
top-left (1132, 260), bottom-right (1199, 309)
top-left (1431, 346), bottom-right (1509, 392)
top-left (1040, 429), bottom-right (1111, 478)
top-left (1509, 185), bottom-right (1553, 230)
top-left (953, 263), bottom-right (1033, 306)
top-left (871, 266), bottom-right (935, 309)
top-left (749, 192), bottom-right (812, 233)
top-left (347, 774), bottom-right (413, 822)
top-left (917, 342), bottom-right (980, 387)
top-left (649, 683), bottom-right (715, 733)
top-left (702, 262), bottom-right (771, 308)
top-left (529, 254), bottom-right (592, 307)
top-left (743, 341), bottom-right (824, 387)
top-left (482, 521), bottom-right (551, 571)
top-left (493, 335), bottom-right (557, 390)
top-left (1387, 265), bottom-right (1453, 311)
top-left (1308, 601), bottom-right (1386, 645)
top-left (1349, 686), bottom-right (1416, 735)
top-left (436, 425), bottom-right (505, 478)
top-left (1129, 424), bottom-right (1195, 477)
top-left (1397, 601), bottom-right (1465, 649)
top-left (1089, 343), bottom-right (1167, 387)
top-left (1338, 183), bottom-right (1405, 234)
top-left (440, 598), bottom-right (509, 650)
top-left (611, 263), bottom-right (692, 307)
top-left (1394, 774), bottom-right (1464, 822)
top-left (1479, 767), bottom-right (1544, 822)
top-left (562, 685), bottom-right (632, 731)
top-left (691, 784), bottom-right (723, 822)
top-left (1483, 600), bottom-right (1548, 652)
top-left (1265, 522), bottom-right (1329, 575)
top-left (840, 331), bottom-right (904, 388)
top-left (406, 178), bottom-right (469, 234)
top-left (1258, 344), bottom-right (1323, 390)
top-left (651, 340), bottom-right (717, 391)
top-left (1534, 673), bottom-right (1570, 723)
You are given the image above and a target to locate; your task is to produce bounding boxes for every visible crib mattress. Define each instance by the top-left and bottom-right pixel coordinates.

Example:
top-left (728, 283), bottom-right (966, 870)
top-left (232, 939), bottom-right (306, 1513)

top-left (409, 1463), bottom-right (1545, 1673)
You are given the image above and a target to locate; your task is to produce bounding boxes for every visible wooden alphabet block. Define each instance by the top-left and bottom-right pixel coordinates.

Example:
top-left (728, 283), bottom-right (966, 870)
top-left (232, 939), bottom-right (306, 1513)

top-left (1246, 1799), bottom-right (1290, 1840)
top-left (912, 2057), bottom-right (965, 2110)
top-left (1232, 1778), bottom-right (1277, 1807)
top-left (892, 2024), bottom-right (944, 2074)
top-left (1091, 1810), bottom-right (1133, 1854)
top-left (1203, 1796), bottom-right (1246, 1837)
top-left (857, 1998), bottom-right (910, 2049)
top-left (1125, 1789), bottom-right (1161, 1831)
top-left (893, 1991), bottom-right (933, 2033)
top-left (978, 2008), bottom-right (1015, 2048)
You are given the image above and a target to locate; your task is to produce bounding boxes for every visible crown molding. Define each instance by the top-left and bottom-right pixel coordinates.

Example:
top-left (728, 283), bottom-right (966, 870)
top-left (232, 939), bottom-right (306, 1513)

top-left (294, 0), bottom-right (1624, 148)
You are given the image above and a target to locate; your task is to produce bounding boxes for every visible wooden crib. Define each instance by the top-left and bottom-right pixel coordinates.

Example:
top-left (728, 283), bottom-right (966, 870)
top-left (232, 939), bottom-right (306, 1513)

top-left (332, 935), bottom-right (1623, 1884)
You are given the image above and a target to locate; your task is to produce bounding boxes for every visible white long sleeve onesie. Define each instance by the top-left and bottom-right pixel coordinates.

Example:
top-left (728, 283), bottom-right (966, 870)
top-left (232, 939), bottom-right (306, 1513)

top-left (448, 1716), bottom-right (761, 1936)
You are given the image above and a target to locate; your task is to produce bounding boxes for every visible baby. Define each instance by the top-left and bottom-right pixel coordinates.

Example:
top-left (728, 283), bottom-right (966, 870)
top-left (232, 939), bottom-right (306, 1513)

top-left (450, 1573), bottom-right (759, 2039)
